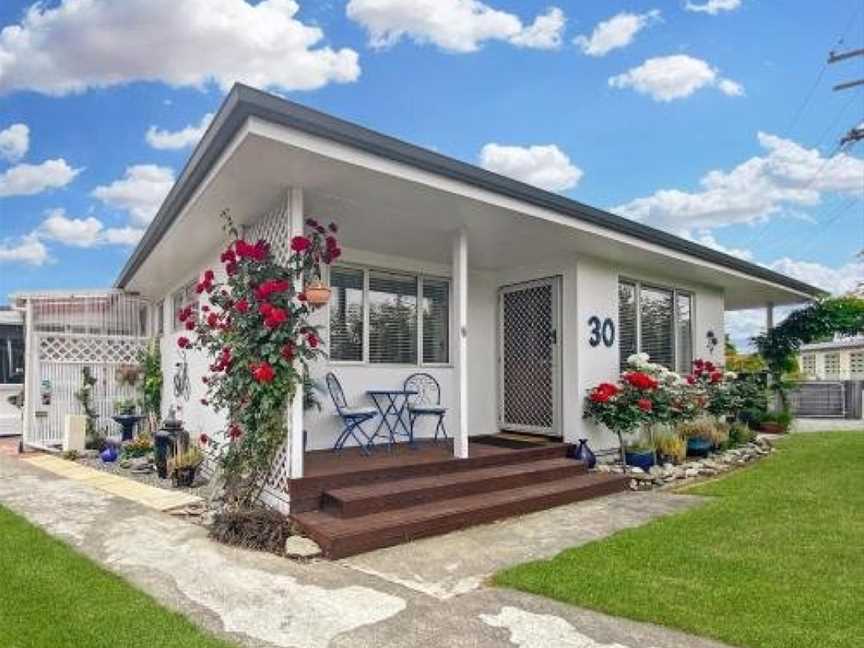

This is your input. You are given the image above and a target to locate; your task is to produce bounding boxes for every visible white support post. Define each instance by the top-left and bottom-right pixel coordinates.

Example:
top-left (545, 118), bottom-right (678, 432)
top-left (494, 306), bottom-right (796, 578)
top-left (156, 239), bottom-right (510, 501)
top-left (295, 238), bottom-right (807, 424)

top-left (288, 188), bottom-right (305, 479)
top-left (452, 228), bottom-right (469, 459)
top-left (21, 299), bottom-right (34, 447)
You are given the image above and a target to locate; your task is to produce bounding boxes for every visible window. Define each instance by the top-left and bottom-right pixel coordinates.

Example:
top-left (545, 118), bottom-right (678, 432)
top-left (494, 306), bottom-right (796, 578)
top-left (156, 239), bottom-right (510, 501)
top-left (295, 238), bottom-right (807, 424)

top-left (329, 267), bottom-right (364, 362)
top-left (676, 292), bottom-right (693, 374)
top-left (824, 353), bottom-right (840, 378)
top-left (422, 278), bottom-right (450, 364)
top-left (154, 300), bottom-right (165, 337)
top-left (850, 351), bottom-right (864, 378)
top-left (0, 324), bottom-right (24, 385)
top-left (173, 281), bottom-right (198, 332)
top-left (801, 353), bottom-right (816, 377)
top-left (618, 279), bottom-right (693, 372)
top-left (328, 265), bottom-right (450, 365)
top-left (618, 281), bottom-right (637, 371)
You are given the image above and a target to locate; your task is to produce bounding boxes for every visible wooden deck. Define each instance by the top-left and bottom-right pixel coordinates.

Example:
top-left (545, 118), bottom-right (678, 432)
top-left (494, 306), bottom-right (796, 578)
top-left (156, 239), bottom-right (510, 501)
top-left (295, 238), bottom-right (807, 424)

top-left (290, 437), bottom-right (630, 558)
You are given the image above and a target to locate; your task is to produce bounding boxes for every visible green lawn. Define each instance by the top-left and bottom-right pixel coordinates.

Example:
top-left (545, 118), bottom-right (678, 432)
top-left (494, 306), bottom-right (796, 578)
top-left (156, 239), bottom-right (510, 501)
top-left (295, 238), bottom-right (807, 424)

top-left (495, 432), bottom-right (864, 648)
top-left (0, 505), bottom-right (235, 648)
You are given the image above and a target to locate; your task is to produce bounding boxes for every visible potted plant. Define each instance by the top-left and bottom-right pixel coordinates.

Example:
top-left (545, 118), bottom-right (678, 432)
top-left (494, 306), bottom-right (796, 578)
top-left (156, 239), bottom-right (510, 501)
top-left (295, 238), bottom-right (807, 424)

top-left (655, 431), bottom-right (685, 464)
top-left (624, 442), bottom-right (656, 471)
top-left (677, 418), bottom-right (716, 457)
top-left (169, 442), bottom-right (204, 487)
top-left (301, 218), bottom-right (341, 307)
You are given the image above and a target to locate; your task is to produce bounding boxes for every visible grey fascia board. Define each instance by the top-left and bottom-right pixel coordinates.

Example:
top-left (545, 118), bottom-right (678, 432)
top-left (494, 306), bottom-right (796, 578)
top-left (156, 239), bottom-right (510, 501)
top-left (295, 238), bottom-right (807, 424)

top-left (115, 83), bottom-right (827, 299)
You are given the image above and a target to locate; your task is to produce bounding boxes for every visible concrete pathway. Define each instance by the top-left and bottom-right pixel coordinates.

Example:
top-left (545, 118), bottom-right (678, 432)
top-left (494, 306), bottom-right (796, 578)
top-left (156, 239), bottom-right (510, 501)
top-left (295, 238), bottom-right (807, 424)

top-left (0, 453), bottom-right (732, 648)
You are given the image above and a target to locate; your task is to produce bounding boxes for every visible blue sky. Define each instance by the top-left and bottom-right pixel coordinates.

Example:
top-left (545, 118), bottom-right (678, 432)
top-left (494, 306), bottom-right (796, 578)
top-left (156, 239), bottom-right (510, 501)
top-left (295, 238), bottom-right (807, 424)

top-left (0, 0), bottom-right (862, 346)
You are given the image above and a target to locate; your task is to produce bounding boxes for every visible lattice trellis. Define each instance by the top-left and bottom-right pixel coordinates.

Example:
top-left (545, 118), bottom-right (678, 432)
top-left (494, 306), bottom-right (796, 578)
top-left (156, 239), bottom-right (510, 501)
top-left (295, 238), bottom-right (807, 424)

top-left (246, 195), bottom-right (295, 501)
top-left (39, 335), bottom-right (145, 365)
top-left (246, 196), bottom-right (291, 265)
top-left (501, 285), bottom-right (554, 431)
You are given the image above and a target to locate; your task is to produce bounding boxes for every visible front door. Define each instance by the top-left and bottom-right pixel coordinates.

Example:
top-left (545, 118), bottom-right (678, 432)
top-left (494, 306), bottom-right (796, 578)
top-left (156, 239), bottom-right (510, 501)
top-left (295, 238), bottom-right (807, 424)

top-left (498, 277), bottom-right (562, 437)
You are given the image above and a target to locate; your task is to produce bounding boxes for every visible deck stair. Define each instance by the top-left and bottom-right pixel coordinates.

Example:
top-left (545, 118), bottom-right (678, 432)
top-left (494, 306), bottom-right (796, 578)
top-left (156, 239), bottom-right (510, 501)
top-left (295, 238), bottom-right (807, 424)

top-left (292, 443), bottom-right (629, 559)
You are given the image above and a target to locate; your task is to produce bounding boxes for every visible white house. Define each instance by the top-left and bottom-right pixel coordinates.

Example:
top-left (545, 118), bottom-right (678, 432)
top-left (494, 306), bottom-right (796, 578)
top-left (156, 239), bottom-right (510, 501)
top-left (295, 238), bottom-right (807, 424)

top-left (799, 336), bottom-right (864, 380)
top-left (115, 84), bottom-right (823, 499)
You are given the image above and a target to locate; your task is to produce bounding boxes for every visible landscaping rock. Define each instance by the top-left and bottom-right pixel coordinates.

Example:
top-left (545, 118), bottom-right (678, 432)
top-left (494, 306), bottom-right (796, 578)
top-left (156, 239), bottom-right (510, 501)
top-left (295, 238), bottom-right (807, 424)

top-left (684, 468), bottom-right (700, 478)
top-left (284, 536), bottom-right (321, 558)
top-left (628, 467), bottom-right (645, 474)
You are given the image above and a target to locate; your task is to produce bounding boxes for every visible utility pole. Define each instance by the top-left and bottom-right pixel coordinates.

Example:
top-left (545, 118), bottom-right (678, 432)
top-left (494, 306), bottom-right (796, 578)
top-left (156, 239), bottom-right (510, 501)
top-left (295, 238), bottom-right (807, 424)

top-left (827, 46), bottom-right (864, 146)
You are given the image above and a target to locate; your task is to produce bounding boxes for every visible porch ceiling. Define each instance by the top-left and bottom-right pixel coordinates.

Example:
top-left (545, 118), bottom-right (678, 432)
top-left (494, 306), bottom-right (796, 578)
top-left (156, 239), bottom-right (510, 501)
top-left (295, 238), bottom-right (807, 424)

top-left (125, 122), bottom-right (817, 310)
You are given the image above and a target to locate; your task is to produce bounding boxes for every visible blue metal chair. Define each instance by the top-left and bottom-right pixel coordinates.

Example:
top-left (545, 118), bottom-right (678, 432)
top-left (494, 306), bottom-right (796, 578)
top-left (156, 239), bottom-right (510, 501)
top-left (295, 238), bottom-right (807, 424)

top-left (325, 372), bottom-right (377, 454)
top-left (404, 373), bottom-right (448, 442)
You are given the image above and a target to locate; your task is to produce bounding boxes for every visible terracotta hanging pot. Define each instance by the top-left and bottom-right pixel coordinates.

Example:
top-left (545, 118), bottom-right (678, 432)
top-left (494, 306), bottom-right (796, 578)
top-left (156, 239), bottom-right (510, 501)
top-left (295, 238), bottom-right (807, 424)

top-left (304, 279), bottom-right (332, 306)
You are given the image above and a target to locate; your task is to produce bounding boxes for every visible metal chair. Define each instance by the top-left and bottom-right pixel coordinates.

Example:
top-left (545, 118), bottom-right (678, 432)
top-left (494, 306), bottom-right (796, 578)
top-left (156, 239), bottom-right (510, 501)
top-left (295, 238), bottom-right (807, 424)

top-left (404, 373), bottom-right (448, 442)
top-left (325, 372), bottom-right (377, 454)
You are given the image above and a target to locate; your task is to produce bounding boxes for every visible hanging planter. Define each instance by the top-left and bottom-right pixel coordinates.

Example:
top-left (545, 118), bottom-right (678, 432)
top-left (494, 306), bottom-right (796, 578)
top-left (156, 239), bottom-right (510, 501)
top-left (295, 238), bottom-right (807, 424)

top-left (304, 279), bottom-right (332, 306)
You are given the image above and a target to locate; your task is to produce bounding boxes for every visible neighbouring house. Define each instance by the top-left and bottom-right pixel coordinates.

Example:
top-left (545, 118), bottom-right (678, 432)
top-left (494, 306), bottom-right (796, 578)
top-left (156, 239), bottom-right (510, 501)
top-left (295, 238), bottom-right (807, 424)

top-left (109, 83), bottom-right (823, 522)
top-left (0, 306), bottom-right (24, 437)
top-left (799, 335), bottom-right (864, 380)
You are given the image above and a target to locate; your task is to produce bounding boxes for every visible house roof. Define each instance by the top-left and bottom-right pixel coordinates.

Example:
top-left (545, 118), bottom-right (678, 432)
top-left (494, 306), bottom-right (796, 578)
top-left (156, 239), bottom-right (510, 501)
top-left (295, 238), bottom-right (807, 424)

top-left (115, 83), bottom-right (826, 299)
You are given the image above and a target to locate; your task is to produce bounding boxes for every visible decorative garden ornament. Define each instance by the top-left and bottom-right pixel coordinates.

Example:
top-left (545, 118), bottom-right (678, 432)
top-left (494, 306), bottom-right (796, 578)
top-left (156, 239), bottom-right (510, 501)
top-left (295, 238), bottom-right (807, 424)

top-left (571, 438), bottom-right (597, 468)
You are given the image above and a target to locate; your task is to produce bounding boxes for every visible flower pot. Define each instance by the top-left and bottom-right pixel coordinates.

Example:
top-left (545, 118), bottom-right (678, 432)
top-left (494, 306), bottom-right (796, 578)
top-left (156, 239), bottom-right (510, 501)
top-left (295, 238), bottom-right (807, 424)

top-left (624, 449), bottom-right (655, 471)
top-left (686, 437), bottom-right (713, 457)
top-left (304, 280), bottom-right (331, 306)
top-left (172, 466), bottom-right (198, 488)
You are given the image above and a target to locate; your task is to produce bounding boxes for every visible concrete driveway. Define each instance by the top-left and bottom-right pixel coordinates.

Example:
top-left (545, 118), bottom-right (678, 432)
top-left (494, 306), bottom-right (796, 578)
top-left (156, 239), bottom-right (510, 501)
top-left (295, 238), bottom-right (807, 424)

top-left (0, 452), bottom-right (732, 648)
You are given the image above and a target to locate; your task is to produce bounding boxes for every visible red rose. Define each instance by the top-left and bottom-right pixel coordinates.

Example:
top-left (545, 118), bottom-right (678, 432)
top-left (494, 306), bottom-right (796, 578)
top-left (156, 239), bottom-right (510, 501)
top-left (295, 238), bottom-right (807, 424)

top-left (704, 361), bottom-right (716, 372)
top-left (258, 302), bottom-right (273, 316)
top-left (637, 398), bottom-right (653, 412)
top-left (178, 306), bottom-right (192, 322)
top-left (709, 371), bottom-right (723, 384)
top-left (206, 312), bottom-right (219, 328)
top-left (177, 336), bottom-right (192, 349)
top-left (306, 332), bottom-right (319, 348)
top-left (686, 375), bottom-right (696, 385)
top-left (234, 298), bottom-right (249, 313)
top-left (200, 399), bottom-right (209, 406)
top-left (264, 307), bottom-right (287, 329)
top-left (203, 269), bottom-right (214, 282)
top-left (326, 235), bottom-right (338, 250)
top-left (185, 320), bottom-right (195, 330)
top-left (589, 382), bottom-right (618, 403)
top-left (226, 262), bottom-right (238, 276)
top-left (297, 292), bottom-right (307, 302)
top-left (328, 222), bottom-right (338, 233)
top-left (220, 248), bottom-right (236, 264)
top-left (199, 433), bottom-right (209, 444)
top-left (281, 342), bottom-right (295, 361)
top-left (291, 235), bottom-right (311, 252)
top-left (228, 424), bottom-right (242, 440)
top-left (251, 361), bottom-right (275, 383)
top-left (625, 372), bottom-right (658, 390)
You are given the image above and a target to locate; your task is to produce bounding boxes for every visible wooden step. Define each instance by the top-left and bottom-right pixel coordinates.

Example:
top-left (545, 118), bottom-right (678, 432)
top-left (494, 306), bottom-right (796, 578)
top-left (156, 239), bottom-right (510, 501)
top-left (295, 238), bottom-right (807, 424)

top-left (289, 443), bottom-right (571, 512)
top-left (323, 457), bottom-right (587, 518)
top-left (293, 472), bottom-right (630, 559)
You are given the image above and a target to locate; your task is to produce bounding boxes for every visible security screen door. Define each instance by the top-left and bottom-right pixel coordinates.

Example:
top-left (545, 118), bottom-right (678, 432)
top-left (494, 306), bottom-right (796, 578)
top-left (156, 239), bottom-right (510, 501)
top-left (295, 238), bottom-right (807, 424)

top-left (498, 277), bottom-right (562, 437)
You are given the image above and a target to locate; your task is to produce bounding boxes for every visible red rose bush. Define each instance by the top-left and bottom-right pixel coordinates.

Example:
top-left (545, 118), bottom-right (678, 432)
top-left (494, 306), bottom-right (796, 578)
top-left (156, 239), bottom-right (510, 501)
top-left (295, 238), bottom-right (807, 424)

top-left (178, 211), bottom-right (339, 507)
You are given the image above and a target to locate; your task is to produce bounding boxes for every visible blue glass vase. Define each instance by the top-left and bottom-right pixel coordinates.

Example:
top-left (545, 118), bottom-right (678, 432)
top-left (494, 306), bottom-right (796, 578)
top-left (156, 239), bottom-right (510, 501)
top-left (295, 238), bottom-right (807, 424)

top-left (573, 438), bottom-right (597, 469)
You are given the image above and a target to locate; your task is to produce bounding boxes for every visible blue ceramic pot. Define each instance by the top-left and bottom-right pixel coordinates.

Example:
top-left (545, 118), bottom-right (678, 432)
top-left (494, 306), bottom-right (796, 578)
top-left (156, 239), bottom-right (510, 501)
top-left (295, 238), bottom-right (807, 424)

top-left (625, 450), bottom-right (656, 471)
top-left (100, 446), bottom-right (118, 463)
top-left (571, 439), bottom-right (597, 468)
top-left (687, 437), bottom-right (712, 457)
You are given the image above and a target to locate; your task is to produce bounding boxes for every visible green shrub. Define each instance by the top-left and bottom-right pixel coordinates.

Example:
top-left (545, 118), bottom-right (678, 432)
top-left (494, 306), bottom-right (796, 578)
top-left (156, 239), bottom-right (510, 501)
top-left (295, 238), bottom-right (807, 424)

top-left (730, 422), bottom-right (756, 445)
top-left (656, 432), bottom-right (686, 464)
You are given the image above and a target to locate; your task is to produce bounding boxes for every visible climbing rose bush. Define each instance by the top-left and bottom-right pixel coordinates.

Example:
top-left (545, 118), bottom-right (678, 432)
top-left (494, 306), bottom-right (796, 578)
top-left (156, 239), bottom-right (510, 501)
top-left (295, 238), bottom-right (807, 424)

top-left (180, 212), bottom-right (340, 507)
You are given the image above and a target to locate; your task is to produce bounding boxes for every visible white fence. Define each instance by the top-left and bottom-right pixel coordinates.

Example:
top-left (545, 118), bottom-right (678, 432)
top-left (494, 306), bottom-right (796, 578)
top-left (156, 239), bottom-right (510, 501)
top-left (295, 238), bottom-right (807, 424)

top-left (21, 292), bottom-right (150, 450)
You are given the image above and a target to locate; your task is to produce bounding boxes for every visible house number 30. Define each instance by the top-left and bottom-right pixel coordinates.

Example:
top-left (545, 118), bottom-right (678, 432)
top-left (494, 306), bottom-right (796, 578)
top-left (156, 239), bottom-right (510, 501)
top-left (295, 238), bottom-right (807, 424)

top-left (588, 316), bottom-right (615, 348)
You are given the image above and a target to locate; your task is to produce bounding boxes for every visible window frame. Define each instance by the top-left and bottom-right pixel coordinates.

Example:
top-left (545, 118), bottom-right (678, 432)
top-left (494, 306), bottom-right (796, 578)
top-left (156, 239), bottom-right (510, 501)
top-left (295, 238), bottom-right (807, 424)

top-left (327, 262), bottom-right (452, 367)
top-left (618, 276), bottom-right (695, 373)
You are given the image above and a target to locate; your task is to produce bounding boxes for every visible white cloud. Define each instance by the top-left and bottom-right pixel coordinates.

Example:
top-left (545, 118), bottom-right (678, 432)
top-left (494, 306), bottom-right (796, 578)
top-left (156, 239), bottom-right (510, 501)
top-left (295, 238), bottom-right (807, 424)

top-left (479, 143), bottom-right (583, 191)
top-left (608, 54), bottom-right (744, 101)
top-left (0, 234), bottom-right (49, 266)
top-left (346, 0), bottom-right (565, 53)
top-left (37, 209), bottom-right (145, 248)
top-left (685, 0), bottom-right (742, 15)
top-left (509, 8), bottom-right (566, 50)
top-left (684, 232), bottom-right (754, 260)
top-left (613, 132), bottom-right (864, 233)
top-left (0, 0), bottom-right (360, 96)
top-left (146, 113), bottom-right (214, 150)
top-left (0, 159), bottom-right (80, 197)
top-left (574, 10), bottom-right (660, 57)
top-left (92, 165), bottom-right (174, 225)
top-left (0, 123), bottom-right (29, 161)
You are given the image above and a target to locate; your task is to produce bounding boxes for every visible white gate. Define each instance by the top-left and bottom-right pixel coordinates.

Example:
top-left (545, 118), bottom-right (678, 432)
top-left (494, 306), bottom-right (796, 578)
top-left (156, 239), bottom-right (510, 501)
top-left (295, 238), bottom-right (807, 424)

top-left (497, 277), bottom-right (562, 437)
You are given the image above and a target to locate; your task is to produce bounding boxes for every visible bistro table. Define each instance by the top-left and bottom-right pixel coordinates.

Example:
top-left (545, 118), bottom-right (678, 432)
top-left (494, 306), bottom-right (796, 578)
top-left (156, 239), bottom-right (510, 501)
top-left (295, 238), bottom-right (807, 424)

top-left (366, 388), bottom-right (418, 449)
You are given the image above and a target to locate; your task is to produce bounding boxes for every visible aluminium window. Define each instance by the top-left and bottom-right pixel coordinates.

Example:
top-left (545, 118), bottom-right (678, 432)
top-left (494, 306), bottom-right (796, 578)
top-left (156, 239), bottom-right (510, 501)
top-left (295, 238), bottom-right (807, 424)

top-left (618, 279), bottom-right (693, 372)
top-left (850, 351), bottom-right (864, 378)
top-left (823, 353), bottom-right (841, 378)
top-left (801, 353), bottom-right (816, 377)
top-left (329, 265), bottom-right (450, 365)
